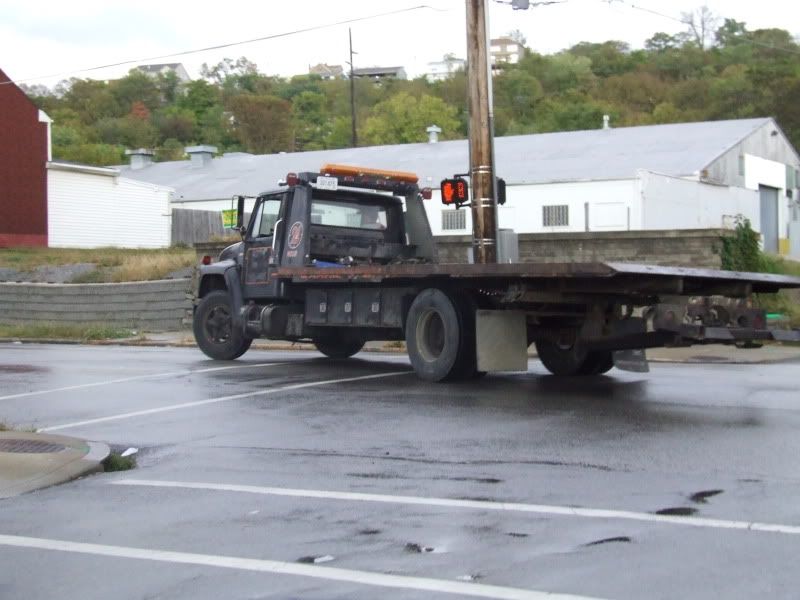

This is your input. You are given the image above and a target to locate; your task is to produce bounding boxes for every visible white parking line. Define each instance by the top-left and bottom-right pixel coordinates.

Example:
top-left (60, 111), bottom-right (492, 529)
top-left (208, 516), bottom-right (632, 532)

top-left (113, 479), bottom-right (800, 537)
top-left (0, 533), bottom-right (602, 600)
top-left (39, 371), bottom-right (409, 432)
top-left (0, 362), bottom-right (289, 402)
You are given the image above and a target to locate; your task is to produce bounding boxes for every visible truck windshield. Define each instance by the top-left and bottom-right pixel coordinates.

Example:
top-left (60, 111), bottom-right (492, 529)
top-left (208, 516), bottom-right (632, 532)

top-left (311, 200), bottom-right (387, 230)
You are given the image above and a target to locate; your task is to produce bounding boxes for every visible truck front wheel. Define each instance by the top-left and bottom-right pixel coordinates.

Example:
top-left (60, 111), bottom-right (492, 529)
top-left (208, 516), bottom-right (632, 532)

top-left (193, 290), bottom-right (252, 360)
top-left (535, 339), bottom-right (613, 376)
top-left (406, 289), bottom-right (473, 382)
top-left (314, 335), bottom-right (365, 359)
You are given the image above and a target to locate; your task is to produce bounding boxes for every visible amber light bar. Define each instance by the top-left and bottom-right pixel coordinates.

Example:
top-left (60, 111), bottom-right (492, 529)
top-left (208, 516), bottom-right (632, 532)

top-left (320, 163), bottom-right (419, 184)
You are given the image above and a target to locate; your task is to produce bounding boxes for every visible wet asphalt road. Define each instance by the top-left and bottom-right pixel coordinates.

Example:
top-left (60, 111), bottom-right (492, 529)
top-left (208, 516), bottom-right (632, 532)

top-left (0, 343), bottom-right (799, 600)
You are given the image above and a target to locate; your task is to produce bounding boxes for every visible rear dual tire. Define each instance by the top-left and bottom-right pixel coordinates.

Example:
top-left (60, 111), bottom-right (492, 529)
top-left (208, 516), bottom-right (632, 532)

top-left (535, 339), bottom-right (613, 376)
top-left (314, 335), bottom-right (365, 359)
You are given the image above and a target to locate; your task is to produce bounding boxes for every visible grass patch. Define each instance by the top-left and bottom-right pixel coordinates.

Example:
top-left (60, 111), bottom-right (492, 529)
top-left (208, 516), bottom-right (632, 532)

top-left (0, 246), bottom-right (195, 280)
top-left (754, 258), bottom-right (800, 328)
top-left (0, 421), bottom-right (37, 432)
top-left (0, 323), bottom-right (135, 341)
top-left (102, 452), bottom-right (137, 472)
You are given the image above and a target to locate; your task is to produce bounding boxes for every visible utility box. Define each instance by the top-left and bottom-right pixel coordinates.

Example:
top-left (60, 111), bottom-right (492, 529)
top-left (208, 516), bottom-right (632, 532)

top-left (789, 221), bottom-right (800, 259)
top-left (498, 229), bottom-right (519, 264)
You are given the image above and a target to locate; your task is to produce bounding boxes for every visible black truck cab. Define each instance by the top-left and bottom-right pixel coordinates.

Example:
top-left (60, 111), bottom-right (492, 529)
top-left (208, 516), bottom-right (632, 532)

top-left (193, 165), bottom-right (437, 362)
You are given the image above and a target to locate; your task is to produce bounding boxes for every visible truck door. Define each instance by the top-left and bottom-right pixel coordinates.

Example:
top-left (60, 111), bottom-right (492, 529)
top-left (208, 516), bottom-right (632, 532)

top-left (242, 192), bottom-right (289, 299)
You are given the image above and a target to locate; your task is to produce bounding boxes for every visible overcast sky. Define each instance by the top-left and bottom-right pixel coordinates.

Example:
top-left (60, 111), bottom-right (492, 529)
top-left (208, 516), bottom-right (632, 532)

top-left (1, 0), bottom-right (798, 87)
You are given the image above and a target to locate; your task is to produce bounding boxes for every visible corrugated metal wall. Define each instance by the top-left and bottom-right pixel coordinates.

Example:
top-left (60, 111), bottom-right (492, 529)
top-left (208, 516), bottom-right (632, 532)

top-left (0, 68), bottom-right (48, 247)
top-left (48, 169), bottom-right (172, 248)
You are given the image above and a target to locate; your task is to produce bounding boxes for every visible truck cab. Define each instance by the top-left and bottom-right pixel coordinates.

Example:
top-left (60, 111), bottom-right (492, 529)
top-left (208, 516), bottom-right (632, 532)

top-left (193, 164), bottom-right (437, 362)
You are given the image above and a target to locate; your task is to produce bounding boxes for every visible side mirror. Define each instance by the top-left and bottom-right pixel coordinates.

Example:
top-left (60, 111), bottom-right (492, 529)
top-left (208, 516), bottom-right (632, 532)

top-left (235, 195), bottom-right (246, 237)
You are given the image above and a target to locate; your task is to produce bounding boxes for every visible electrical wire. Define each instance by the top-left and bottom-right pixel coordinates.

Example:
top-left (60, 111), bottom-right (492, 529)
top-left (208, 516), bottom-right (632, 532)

top-left (609, 1), bottom-right (800, 56)
top-left (1, 4), bottom-right (446, 86)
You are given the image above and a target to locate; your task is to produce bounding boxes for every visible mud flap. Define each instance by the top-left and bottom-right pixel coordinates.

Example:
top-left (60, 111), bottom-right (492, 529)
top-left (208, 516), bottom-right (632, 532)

top-left (613, 349), bottom-right (650, 373)
top-left (476, 310), bottom-right (528, 372)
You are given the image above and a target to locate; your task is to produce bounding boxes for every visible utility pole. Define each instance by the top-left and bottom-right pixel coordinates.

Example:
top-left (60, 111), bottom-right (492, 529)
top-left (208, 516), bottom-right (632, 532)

top-left (465, 0), bottom-right (497, 264)
top-left (348, 28), bottom-right (358, 147)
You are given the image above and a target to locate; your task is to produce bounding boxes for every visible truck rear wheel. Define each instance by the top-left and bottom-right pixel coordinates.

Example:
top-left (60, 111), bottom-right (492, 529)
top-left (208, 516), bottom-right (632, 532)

top-left (582, 351), bottom-right (614, 375)
top-left (314, 335), bottom-right (365, 359)
top-left (405, 289), bottom-right (475, 382)
top-left (193, 290), bottom-right (252, 360)
top-left (535, 339), bottom-right (612, 376)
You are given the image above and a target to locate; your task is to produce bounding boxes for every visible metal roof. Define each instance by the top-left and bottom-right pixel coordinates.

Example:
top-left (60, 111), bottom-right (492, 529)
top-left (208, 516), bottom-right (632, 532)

top-left (120, 118), bottom-right (775, 202)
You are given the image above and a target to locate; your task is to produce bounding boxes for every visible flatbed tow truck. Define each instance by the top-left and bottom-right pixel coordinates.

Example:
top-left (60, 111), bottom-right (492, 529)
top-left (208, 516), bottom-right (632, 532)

top-left (193, 163), bottom-right (800, 381)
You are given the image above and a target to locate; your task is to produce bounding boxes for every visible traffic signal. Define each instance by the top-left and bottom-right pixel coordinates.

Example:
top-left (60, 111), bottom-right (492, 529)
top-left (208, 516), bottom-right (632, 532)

top-left (441, 177), bottom-right (469, 206)
top-left (496, 177), bottom-right (506, 205)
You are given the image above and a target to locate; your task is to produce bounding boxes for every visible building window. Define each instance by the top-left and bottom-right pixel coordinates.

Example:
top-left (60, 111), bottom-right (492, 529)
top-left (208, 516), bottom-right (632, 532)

top-left (738, 155), bottom-right (745, 177)
top-left (543, 205), bottom-right (569, 227)
top-left (442, 209), bottom-right (467, 231)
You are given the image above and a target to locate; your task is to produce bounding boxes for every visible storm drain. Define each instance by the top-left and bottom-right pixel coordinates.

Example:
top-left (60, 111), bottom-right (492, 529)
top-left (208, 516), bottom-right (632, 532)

top-left (0, 439), bottom-right (67, 454)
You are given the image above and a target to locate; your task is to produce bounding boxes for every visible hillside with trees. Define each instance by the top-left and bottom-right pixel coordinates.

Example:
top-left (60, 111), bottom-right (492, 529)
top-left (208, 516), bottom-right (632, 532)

top-left (20, 12), bottom-right (800, 166)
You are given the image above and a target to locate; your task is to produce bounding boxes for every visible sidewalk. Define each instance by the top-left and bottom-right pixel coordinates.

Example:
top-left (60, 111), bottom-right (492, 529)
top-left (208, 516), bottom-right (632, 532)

top-left (112, 332), bottom-right (800, 364)
top-left (0, 432), bottom-right (109, 499)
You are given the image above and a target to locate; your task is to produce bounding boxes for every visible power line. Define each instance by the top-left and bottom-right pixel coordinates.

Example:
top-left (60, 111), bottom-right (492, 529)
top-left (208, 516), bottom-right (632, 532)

top-left (1, 5), bottom-right (445, 87)
top-left (607, 1), bottom-right (800, 57)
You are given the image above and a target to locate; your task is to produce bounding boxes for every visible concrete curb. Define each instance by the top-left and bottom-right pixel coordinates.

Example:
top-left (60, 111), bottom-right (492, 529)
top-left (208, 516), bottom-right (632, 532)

top-left (2, 336), bottom-right (799, 364)
top-left (0, 432), bottom-right (110, 499)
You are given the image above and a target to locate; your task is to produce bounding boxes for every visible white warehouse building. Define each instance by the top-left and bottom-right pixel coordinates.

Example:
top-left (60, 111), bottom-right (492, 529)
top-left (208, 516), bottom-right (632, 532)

top-left (47, 162), bottom-right (173, 248)
top-left (120, 118), bottom-right (800, 257)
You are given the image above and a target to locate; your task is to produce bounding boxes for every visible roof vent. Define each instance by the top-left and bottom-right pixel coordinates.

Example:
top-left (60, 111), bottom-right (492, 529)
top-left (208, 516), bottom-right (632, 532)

top-left (125, 148), bottom-right (154, 170)
top-left (426, 125), bottom-right (442, 144)
top-left (602, 115), bottom-right (611, 130)
top-left (185, 145), bottom-right (217, 168)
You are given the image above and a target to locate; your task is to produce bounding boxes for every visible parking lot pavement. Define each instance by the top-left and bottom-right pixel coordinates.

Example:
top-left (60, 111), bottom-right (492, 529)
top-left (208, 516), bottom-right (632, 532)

top-left (1, 343), bottom-right (800, 599)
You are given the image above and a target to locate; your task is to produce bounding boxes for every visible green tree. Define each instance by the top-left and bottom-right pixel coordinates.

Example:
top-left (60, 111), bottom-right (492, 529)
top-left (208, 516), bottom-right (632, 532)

top-left (154, 107), bottom-right (197, 142)
top-left (361, 93), bottom-right (460, 145)
top-left (292, 91), bottom-right (330, 150)
top-left (110, 70), bottom-right (162, 112)
top-left (228, 94), bottom-right (293, 153)
top-left (62, 78), bottom-right (121, 123)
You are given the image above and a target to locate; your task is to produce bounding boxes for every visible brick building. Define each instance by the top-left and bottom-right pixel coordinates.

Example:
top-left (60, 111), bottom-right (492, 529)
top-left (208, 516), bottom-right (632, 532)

top-left (0, 67), bottom-right (50, 247)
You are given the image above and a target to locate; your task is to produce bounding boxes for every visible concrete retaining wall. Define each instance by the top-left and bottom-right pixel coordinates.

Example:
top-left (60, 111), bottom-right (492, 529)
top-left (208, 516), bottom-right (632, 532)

top-left (437, 229), bottom-right (730, 268)
top-left (197, 229), bottom-right (731, 268)
top-left (0, 279), bottom-right (192, 331)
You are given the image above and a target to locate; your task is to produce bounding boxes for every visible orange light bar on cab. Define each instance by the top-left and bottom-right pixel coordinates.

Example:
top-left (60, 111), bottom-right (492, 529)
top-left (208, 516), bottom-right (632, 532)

top-left (320, 163), bottom-right (419, 184)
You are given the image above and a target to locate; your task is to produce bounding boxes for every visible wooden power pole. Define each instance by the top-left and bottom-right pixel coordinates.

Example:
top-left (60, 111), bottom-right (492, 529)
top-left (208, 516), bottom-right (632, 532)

top-left (348, 28), bottom-right (358, 147)
top-left (465, 0), bottom-right (498, 264)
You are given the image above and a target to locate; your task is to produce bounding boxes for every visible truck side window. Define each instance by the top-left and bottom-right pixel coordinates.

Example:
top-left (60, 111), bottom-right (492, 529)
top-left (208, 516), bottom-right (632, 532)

top-left (252, 198), bottom-right (282, 238)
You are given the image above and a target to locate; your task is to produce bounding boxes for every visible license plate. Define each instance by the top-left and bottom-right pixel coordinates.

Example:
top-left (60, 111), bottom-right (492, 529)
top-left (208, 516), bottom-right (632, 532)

top-left (316, 176), bottom-right (338, 191)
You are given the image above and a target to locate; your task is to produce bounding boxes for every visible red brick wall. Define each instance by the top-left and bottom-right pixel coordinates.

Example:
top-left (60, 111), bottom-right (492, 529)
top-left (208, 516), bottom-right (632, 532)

top-left (0, 67), bottom-right (48, 247)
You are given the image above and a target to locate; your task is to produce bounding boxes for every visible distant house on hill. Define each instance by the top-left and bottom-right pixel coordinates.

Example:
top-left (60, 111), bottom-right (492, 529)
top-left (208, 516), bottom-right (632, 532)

top-left (490, 37), bottom-right (524, 70)
top-left (352, 66), bottom-right (407, 81)
top-left (118, 118), bottom-right (800, 258)
top-left (136, 63), bottom-right (191, 83)
top-left (309, 63), bottom-right (344, 79)
top-left (427, 56), bottom-right (466, 82)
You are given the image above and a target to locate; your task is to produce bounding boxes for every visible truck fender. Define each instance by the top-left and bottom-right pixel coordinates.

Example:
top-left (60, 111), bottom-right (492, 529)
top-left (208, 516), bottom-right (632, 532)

top-left (222, 264), bottom-right (245, 333)
top-left (196, 260), bottom-right (245, 333)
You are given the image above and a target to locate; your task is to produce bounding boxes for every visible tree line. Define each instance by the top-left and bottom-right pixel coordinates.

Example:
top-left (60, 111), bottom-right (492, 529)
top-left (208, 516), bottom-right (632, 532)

top-left (21, 12), bottom-right (800, 167)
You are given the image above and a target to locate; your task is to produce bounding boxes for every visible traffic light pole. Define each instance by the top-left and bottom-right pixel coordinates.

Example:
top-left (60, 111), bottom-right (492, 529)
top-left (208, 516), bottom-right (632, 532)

top-left (465, 0), bottom-right (498, 264)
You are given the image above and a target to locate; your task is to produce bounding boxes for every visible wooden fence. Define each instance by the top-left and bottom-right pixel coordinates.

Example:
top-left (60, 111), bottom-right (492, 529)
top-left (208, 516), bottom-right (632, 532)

top-left (172, 209), bottom-right (224, 246)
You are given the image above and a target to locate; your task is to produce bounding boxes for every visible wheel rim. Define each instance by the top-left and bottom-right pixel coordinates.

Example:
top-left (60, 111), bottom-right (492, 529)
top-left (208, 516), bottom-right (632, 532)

top-left (416, 308), bottom-right (446, 362)
top-left (204, 305), bottom-right (232, 344)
